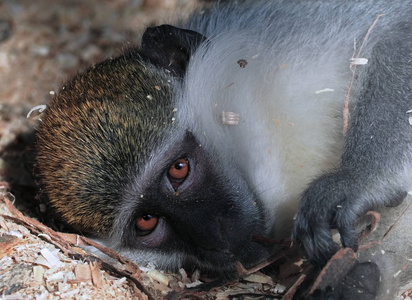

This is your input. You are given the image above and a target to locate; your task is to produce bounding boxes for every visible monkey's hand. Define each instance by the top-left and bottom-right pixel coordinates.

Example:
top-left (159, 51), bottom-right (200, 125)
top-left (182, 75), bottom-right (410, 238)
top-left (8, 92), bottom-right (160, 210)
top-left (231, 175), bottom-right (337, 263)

top-left (292, 170), bottom-right (406, 267)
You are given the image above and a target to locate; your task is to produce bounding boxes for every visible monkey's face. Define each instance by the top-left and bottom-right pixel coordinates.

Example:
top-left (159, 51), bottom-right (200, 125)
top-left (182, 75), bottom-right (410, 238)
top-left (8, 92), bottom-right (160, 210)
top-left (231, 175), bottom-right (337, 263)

top-left (112, 130), bottom-right (271, 275)
top-left (36, 50), bottom-right (271, 276)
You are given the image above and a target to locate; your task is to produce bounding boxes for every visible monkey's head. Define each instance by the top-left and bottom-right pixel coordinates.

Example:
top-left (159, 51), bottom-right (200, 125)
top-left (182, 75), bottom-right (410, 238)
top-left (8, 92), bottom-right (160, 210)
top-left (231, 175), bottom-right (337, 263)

top-left (36, 25), bottom-right (272, 276)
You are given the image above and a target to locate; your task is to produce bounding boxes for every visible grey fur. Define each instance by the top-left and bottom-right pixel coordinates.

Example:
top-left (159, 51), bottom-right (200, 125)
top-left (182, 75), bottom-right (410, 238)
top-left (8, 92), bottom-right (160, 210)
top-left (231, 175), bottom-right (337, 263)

top-left (119, 0), bottom-right (412, 295)
top-left (119, 0), bottom-right (412, 296)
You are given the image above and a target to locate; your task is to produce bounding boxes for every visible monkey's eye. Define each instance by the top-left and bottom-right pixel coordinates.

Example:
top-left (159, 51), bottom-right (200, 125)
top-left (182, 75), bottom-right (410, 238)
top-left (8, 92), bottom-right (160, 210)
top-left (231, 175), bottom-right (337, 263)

top-left (136, 214), bottom-right (158, 235)
top-left (168, 158), bottom-right (189, 190)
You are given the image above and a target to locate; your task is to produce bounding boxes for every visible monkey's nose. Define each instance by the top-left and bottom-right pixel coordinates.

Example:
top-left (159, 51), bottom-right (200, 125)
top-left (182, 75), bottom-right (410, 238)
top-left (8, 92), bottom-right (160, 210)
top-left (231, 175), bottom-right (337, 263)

top-left (177, 215), bottom-right (232, 251)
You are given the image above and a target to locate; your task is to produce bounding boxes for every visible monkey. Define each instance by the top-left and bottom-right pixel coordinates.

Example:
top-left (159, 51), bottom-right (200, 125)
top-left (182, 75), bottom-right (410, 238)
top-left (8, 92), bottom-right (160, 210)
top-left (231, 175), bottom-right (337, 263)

top-left (35, 0), bottom-right (412, 298)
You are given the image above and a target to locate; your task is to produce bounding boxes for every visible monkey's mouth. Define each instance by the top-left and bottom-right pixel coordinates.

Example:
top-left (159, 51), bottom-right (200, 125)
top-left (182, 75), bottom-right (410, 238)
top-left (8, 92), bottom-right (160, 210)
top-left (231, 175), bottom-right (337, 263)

top-left (179, 237), bottom-right (273, 277)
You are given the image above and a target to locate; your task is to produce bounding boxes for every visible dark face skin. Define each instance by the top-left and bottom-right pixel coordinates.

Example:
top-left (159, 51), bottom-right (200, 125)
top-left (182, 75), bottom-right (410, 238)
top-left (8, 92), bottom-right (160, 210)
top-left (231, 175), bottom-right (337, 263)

top-left (112, 131), bottom-right (271, 275)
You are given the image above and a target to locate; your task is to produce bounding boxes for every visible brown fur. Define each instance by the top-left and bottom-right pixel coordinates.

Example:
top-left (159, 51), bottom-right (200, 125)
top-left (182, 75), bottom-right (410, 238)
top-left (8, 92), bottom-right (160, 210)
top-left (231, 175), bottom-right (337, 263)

top-left (36, 52), bottom-right (175, 234)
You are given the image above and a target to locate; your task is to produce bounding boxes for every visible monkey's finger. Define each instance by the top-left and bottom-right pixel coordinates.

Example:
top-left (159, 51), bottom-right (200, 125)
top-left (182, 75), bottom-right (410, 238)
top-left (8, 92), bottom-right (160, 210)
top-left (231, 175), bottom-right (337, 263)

top-left (334, 206), bottom-right (359, 252)
top-left (294, 213), bottom-right (339, 267)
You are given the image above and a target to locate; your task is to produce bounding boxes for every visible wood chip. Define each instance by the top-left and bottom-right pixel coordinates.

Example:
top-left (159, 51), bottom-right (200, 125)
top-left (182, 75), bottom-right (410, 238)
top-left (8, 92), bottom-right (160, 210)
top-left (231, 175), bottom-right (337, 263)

top-left (32, 265), bottom-right (45, 282)
top-left (40, 248), bottom-right (64, 269)
top-left (90, 261), bottom-right (104, 288)
top-left (243, 271), bottom-right (274, 285)
top-left (147, 269), bottom-right (170, 286)
top-left (75, 263), bottom-right (92, 283)
top-left (221, 111), bottom-right (240, 125)
top-left (0, 234), bottom-right (24, 260)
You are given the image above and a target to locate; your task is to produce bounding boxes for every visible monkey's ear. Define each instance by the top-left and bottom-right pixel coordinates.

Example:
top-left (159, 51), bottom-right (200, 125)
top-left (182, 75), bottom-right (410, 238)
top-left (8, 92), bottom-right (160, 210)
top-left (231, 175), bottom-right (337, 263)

top-left (141, 25), bottom-right (207, 77)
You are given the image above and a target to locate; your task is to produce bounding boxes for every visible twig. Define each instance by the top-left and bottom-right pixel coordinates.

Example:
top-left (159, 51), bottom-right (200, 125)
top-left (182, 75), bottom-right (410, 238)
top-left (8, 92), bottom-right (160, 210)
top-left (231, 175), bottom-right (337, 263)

top-left (359, 200), bottom-right (412, 251)
top-left (343, 14), bottom-right (384, 136)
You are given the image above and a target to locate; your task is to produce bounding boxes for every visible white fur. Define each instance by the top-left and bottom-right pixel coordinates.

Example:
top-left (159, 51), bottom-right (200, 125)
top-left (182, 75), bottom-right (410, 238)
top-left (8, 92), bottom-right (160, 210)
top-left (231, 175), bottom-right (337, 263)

top-left (175, 27), bottom-right (354, 236)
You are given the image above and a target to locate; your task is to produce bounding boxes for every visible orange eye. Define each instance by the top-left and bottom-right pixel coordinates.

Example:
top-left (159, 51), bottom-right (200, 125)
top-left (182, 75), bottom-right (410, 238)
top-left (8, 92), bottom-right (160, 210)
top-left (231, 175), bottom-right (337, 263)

top-left (168, 158), bottom-right (189, 180)
top-left (136, 215), bottom-right (158, 234)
